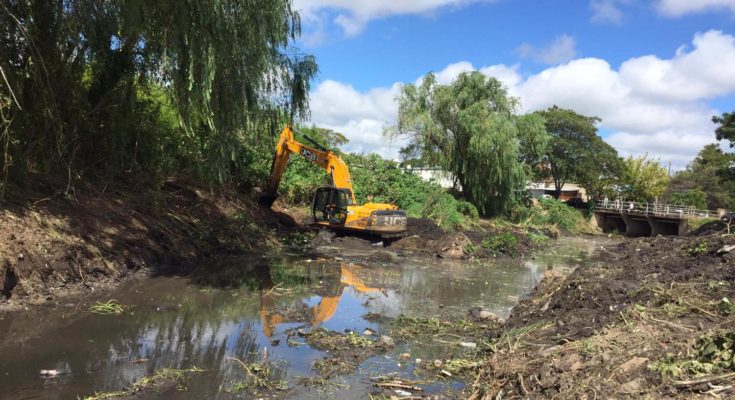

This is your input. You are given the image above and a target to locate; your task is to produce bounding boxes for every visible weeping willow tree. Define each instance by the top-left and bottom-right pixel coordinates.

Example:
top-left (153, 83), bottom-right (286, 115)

top-left (0, 0), bottom-right (316, 190)
top-left (393, 71), bottom-right (548, 216)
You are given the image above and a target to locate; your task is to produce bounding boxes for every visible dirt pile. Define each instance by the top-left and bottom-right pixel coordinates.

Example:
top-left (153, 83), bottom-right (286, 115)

top-left (468, 233), bottom-right (735, 399)
top-left (0, 177), bottom-right (298, 310)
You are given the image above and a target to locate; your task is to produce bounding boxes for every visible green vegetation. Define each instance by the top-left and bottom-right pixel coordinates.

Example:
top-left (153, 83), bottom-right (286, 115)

top-left (392, 71), bottom-right (549, 216)
top-left (226, 357), bottom-right (288, 393)
top-left (650, 331), bottom-right (735, 378)
top-left (668, 189), bottom-right (708, 209)
top-left (81, 367), bottom-right (204, 399)
top-left (535, 106), bottom-right (621, 199)
top-left (526, 231), bottom-right (550, 245)
top-left (522, 198), bottom-right (588, 233)
top-left (481, 232), bottom-right (519, 254)
top-left (88, 300), bottom-right (125, 315)
top-left (619, 154), bottom-right (670, 202)
top-left (0, 1), bottom-right (315, 194)
top-left (669, 144), bottom-right (735, 210)
top-left (688, 240), bottom-right (709, 256)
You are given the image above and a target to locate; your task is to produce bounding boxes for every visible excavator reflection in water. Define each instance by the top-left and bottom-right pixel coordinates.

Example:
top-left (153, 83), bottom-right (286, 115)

top-left (259, 263), bottom-right (386, 337)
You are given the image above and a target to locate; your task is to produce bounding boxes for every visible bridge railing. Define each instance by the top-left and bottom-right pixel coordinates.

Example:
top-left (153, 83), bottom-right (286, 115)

top-left (594, 200), bottom-right (721, 219)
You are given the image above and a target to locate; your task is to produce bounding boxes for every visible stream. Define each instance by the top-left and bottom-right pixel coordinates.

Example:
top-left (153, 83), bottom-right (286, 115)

top-left (0, 236), bottom-right (608, 399)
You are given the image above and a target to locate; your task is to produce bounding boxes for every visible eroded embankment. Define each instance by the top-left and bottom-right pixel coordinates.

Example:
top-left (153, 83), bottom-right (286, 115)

top-left (468, 233), bottom-right (735, 399)
top-left (0, 178), bottom-right (300, 310)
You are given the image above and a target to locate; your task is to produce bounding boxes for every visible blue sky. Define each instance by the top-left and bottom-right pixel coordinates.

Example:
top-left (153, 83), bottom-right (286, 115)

top-left (292, 0), bottom-right (735, 168)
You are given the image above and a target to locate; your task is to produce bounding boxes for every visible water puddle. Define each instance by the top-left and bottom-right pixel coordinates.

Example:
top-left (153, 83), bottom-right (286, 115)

top-left (0, 236), bottom-right (606, 399)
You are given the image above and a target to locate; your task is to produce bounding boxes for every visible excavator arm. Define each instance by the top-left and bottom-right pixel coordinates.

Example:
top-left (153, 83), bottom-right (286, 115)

top-left (260, 126), bottom-right (355, 207)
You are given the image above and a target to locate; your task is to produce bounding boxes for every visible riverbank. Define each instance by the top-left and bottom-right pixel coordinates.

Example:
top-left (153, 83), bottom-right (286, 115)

top-left (0, 179), bottom-right (563, 311)
top-left (469, 231), bottom-right (735, 399)
top-left (0, 177), bottom-right (301, 311)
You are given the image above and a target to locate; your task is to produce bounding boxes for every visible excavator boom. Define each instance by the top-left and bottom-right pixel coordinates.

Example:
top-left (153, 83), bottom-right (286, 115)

top-left (261, 126), bottom-right (355, 206)
top-left (260, 125), bottom-right (407, 237)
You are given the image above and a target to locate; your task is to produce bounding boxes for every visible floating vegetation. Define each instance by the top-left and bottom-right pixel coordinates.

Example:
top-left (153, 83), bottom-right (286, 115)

top-left (303, 328), bottom-right (375, 351)
top-left (391, 315), bottom-right (487, 343)
top-left (88, 300), bottom-right (125, 315)
top-left (80, 367), bottom-right (204, 399)
top-left (297, 376), bottom-right (349, 389)
top-left (226, 354), bottom-right (288, 394)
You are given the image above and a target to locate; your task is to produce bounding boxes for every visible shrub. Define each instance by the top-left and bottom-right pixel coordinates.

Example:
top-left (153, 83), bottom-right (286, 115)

top-left (482, 232), bottom-right (519, 254)
top-left (526, 231), bottom-right (550, 245)
top-left (524, 198), bottom-right (587, 233)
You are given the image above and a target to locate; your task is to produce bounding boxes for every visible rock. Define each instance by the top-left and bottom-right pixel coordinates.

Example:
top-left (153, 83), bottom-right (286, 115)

top-left (311, 230), bottom-right (335, 247)
top-left (270, 339), bottom-right (280, 346)
top-left (618, 357), bottom-right (648, 373)
top-left (435, 232), bottom-right (472, 259)
top-left (363, 329), bottom-right (374, 336)
top-left (378, 335), bottom-right (395, 348)
top-left (618, 378), bottom-right (643, 394)
top-left (469, 307), bottom-right (500, 322)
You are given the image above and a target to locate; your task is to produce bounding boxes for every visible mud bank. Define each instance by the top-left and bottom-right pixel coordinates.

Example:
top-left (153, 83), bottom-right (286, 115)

top-left (0, 180), bottom-right (552, 312)
top-left (469, 232), bottom-right (735, 399)
top-left (0, 178), bottom-right (300, 310)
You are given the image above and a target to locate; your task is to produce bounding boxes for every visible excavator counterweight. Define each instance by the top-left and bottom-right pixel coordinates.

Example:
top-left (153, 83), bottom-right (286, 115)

top-left (261, 126), bottom-right (407, 238)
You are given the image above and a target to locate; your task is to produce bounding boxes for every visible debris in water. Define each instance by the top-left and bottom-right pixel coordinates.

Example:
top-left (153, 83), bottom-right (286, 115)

top-left (363, 328), bottom-right (374, 336)
top-left (459, 342), bottom-right (477, 349)
top-left (378, 335), bottom-right (395, 348)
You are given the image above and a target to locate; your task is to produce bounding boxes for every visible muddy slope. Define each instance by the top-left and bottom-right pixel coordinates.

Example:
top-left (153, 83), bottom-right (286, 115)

top-left (469, 234), bottom-right (735, 399)
top-left (0, 178), bottom-right (299, 310)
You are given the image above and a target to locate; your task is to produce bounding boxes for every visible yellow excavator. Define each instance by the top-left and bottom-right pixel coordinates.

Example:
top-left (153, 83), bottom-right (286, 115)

top-left (260, 125), bottom-right (407, 238)
top-left (259, 264), bottom-right (384, 337)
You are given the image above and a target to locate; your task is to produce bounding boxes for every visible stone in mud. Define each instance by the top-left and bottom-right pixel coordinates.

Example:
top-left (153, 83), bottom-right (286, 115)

top-left (436, 232), bottom-right (472, 259)
top-left (311, 229), bottom-right (336, 247)
top-left (468, 306), bottom-right (501, 322)
top-left (377, 335), bottom-right (395, 348)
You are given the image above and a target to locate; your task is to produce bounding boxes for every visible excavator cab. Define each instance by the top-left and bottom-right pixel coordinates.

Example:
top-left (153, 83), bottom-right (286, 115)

top-left (313, 187), bottom-right (353, 225)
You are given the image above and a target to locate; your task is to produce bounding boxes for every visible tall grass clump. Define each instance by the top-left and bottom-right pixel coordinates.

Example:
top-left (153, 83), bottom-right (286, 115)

top-left (522, 198), bottom-right (588, 233)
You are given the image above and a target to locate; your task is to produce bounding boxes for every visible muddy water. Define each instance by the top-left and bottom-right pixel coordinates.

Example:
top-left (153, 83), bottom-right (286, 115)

top-left (0, 237), bottom-right (606, 399)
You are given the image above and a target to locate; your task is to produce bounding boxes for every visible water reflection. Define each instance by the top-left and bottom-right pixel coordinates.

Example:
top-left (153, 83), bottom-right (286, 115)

top-left (260, 264), bottom-right (385, 337)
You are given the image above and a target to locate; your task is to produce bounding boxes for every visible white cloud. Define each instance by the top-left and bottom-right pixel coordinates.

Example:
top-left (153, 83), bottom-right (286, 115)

top-left (589, 0), bottom-right (630, 24)
top-left (306, 30), bottom-right (735, 168)
top-left (293, 0), bottom-right (490, 41)
top-left (515, 35), bottom-right (578, 65)
top-left (656, 0), bottom-right (735, 17)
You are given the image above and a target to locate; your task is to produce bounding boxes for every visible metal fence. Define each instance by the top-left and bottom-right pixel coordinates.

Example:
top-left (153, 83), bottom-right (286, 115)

top-left (594, 200), bottom-right (722, 219)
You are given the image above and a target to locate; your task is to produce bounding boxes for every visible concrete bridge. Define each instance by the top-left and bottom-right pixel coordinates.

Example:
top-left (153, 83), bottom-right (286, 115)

top-left (593, 202), bottom-right (721, 237)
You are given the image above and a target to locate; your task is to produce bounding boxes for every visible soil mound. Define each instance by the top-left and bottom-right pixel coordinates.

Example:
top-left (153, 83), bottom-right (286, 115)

top-left (0, 177), bottom-right (298, 309)
top-left (405, 217), bottom-right (445, 240)
top-left (689, 220), bottom-right (728, 236)
top-left (470, 234), bottom-right (735, 399)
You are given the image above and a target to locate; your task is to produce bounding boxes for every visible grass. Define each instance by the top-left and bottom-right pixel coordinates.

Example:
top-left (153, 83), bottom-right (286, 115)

top-left (526, 231), bottom-right (550, 245)
top-left (481, 232), bottom-right (519, 255)
top-left (80, 367), bottom-right (204, 400)
top-left (488, 321), bottom-right (552, 353)
top-left (88, 300), bottom-right (125, 315)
